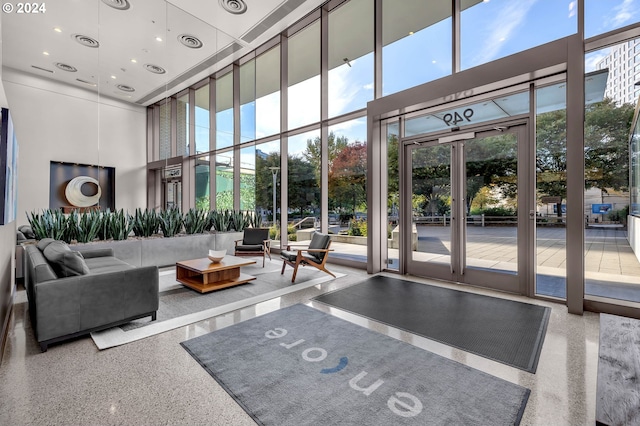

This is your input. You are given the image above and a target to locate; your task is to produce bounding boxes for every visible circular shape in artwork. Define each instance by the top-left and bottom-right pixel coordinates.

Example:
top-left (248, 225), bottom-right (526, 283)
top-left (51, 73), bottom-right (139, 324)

top-left (65, 176), bottom-right (102, 207)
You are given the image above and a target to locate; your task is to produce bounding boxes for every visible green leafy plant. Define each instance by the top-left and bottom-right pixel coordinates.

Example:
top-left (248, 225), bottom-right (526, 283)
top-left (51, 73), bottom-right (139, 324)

top-left (348, 218), bottom-right (367, 237)
top-left (63, 210), bottom-right (79, 243)
top-left (105, 209), bottom-right (133, 240)
top-left (76, 210), bottom-right (102, 243)
top-left (183, 208), bottom-right (209, 234)
top-left (250, 212), bottom-right (263, 229)
top-left (26, 209), bottom-right (67, 240)
top-left (229, 210), bottom-right (250, 232)
top-left (159, 207), bottom-right (183, 237)
top-left (130, 208), bottom-right (159, 237)
top-left (209, 210), bottom-right (231, 232)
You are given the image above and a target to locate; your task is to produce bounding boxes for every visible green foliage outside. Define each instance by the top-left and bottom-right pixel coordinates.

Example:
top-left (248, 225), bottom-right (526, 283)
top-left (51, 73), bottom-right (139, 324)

top-left (348, 218), bottom-right (367, 237)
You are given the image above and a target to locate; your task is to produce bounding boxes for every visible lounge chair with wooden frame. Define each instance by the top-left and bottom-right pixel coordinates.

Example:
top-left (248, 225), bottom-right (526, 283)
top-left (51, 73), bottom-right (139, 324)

top-left (234, 228), bottom-right (271, 267)
top-left (280, 232), bottom-right (335, 282)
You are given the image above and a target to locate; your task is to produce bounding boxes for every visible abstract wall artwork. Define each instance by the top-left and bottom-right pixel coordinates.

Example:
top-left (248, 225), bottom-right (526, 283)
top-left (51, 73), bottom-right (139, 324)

top-left (49, 162), bottom-right (115, 211)
top-left (0, 108), bottom-right (17, 225)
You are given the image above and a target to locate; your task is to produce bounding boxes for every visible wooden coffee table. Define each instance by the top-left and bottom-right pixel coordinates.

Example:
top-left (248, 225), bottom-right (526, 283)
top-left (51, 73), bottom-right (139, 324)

top-left (175, 256), bottom-right (257, 293)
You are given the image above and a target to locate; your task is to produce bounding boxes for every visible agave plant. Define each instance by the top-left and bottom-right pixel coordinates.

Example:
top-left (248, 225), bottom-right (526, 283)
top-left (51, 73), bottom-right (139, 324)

top-left (63, 210), bottom-right (79, 243)
top-left (105, 209), bottom-right (133, 240)
top-left (250, 211), bottom-right (263, 229)
top-left (183, 208), bottom-right (209, 234)
top-left (130, 208), bottom-right (159, 238)
top-left (208, 210), bottom-right (231, 232)
top-left (229, 210), bottom-right (249, 232)
top-left (76, 210), bottom-right (102, 243)
top-left (159, 207), bottom-right (183, 237)
top-left (27, 209), bottom-right (67, 240)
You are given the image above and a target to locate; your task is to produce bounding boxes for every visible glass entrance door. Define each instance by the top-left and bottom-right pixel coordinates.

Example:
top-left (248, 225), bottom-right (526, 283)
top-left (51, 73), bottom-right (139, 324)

top-left (405, 125), bottom-right (527, 293)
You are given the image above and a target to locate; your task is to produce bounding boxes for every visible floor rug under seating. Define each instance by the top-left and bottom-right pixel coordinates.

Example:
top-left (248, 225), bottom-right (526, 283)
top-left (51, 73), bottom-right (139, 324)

top-left (313, 275), bottom-right (550, 373)
top-left (91, 260), bottom-right (342, 349)
top-left (181, 304), bottom-right (530, 425)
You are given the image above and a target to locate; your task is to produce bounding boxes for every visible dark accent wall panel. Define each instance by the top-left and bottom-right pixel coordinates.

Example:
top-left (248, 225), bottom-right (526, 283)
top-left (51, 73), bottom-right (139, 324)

top-left (49, 162), bottom-right (115, 211)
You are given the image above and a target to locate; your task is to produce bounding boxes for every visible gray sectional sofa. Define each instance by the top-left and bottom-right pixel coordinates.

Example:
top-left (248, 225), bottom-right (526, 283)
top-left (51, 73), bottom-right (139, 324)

top-left (24, 238), bottom-right (159, 351)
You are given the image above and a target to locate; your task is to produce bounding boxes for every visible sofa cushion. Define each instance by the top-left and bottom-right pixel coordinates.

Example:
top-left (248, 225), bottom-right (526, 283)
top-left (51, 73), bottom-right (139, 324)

top-left (18, 225), bottom-right (36, 239)
top-left (37, 238), bottom-right (56, 251)
top-left (43, 241), bottom-right (90, 277)
top-left (84, 256), bottom-right (134, 274)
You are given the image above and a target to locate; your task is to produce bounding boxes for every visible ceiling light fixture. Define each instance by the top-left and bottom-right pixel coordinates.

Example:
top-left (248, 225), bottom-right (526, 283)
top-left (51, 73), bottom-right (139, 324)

top-left (155, 36), bottom-right (163, 42)
top-left (178, 34), bottom-right (203, 49)
top-left (144, 64), bottom-right (166, 74)
top-left (54, 27), bottom-right (62, 33)
top-left (220, 0), bottom-right (247, 15)
top-left (130, 59), bottom-right (137, 63)
top-left (101, 0), bottom-right (130, 10)
top-left (77, 79), bottom-right (97, 87)
top-left (55, 63), bottom-right (77, 72)
top-left (43, 51), bottom-right (50, 56)
top-left (73, 34), bottom-right (100, 48)
top-left (31, 65), bottom-right (54, 73)
top-left (116, 84), bottom-right (135, 92)
top-left (111, 75), bottom-right (117, 79)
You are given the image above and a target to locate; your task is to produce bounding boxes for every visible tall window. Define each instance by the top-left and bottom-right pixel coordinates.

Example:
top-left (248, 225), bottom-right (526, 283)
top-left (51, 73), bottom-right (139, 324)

top-left (216, 151), bottom-right (234, 210)
top-left (328, 119), bottom-right (368, 261)
top-left (328, 0), bottom-right (373, 117)
top-left (240, 145), bottom-right (255, 211)
top-left (159, 100), bottom-right (171, 160)
top-left (255, 139), bottom-right (281, 243)
top-left (240, 60), bottom-right (256, 144)
top-left (586, 0), bottom-right (639, 39)
top-left (382, 0), bottom-right (452, 96)
top-left (195, 155), bottom-right (210, 210)
top-left (256, 46), bottom-right (281, 138)
top-left (195, 84), bottom-right (210, 154)
top-left (288, 21), bottom-right (320, 130)
top-left (287, 130), bottom-right (321, 242)
top-left (176, 93), bottom-right (189, 156)
top-left (216, 73), bottom-right (234, 150)
top-left (461, 0), bottom-right (577, 70)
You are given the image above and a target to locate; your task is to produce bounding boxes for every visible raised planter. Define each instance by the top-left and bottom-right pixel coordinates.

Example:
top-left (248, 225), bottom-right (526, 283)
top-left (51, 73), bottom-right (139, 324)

top-left (72, 232), bottom-right (243, 268)
top-left (328, 234), bottom-right (368, 246)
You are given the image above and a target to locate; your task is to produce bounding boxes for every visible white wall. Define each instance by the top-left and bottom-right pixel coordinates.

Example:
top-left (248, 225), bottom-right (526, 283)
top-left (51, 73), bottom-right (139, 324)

top-left (1, 68), bottom-right (147, 225)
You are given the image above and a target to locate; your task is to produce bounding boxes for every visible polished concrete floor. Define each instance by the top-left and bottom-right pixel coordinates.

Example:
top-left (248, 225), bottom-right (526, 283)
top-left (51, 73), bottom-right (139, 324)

top-left (0, 261), bottom-right (600, 425)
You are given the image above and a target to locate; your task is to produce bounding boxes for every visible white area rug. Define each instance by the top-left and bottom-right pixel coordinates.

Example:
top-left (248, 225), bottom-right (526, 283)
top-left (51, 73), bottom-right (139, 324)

top-left (91, 259), bottom-right (343, 349)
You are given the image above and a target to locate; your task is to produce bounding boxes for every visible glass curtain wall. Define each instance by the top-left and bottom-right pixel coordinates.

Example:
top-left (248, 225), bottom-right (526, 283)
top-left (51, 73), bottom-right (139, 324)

top-left (195, 155), bottom-right (210, 210)
top-left (240, 60), bottom-right (256, 144)
top-left (460, 0), bottom-right (577, 70)
top-left (256, 46), bottom-right (280, 138)
top-left (381, 0), bottom-right (452, 96)
top-left (328, 0), bottom-right (373, 117)
top-left (288, 21), bottom-right (320, 130)
top-left (585, 0), bottom-right (640, 39)
top-left (287, 130), bottom-right (321, 243)
top-left (159, 100), bottom-right (171, 160)
top-left (216, 151), bottom-right (234, 210)
top-left (327, 119), bottom-right (367, 261)
top-left (216, 72), bottom-right (234, 150)
top-left (584, 41), bottom-right (640, 304)
top-left (255, 140), bottom-right (281, 245)
top-left (176, 92), bottom-right (189, 156)
top-left (240, 145), bottom-right (255, 212)
top-left (387, 122), bottom-right (400, 270)
top-left (535, 82), bottom-right (568, 299)
top-left (195, 84), bottom-right (210, 154)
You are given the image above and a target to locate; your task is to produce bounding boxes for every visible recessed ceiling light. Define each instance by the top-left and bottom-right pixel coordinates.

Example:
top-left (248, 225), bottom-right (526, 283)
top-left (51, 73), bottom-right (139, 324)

top-left (55, 63), bottom-right (77, 72)
top-left (73, 34), bottom-right (100, 48)
top-left (155, 36), bottom-right (163, 42)
top-left (219, 0), bottom-right (247, 14)
top-left (409, 31), bottom-right (414, 35)
top-left (130, 59), bottom-right (137, 63)
top-left (101, 0), bottom-right (130, 10)
top-left (54, 27), bottom-right (62, 33)
top-left (77, 79), bottom-right (97, 87)
top-left (43, 51), bottom-right (50, 56)
top-left (116, 84), bottom-right (135, 92)
top-left (111, 75), bottom-right (117, 79)
top-left (177, 34), bottom-right (203, 49)
top-left (144, 64), bottom-right (166, 74)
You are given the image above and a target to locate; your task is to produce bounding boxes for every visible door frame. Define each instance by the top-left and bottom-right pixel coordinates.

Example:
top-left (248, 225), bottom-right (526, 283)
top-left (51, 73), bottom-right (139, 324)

top-left (400, 118), bottom-right (532, 295)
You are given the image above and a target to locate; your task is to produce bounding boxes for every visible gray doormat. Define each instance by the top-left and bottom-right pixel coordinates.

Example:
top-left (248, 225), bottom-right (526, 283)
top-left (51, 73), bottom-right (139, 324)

top-left (313, 275), bottom-right (550, 373)
top-left (181, 304), bottom-right (530, 425)
top-left (596, 314), bottom-right (640, 426)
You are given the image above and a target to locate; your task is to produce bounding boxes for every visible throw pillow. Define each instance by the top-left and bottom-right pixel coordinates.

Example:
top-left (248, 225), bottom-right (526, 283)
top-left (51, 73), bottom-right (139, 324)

top-left (43, 241), bottom-right (90, 277)
top-left (36, 238), bottom-right (56, 251)
top-left (18, 225), bottom-right (36, 239)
